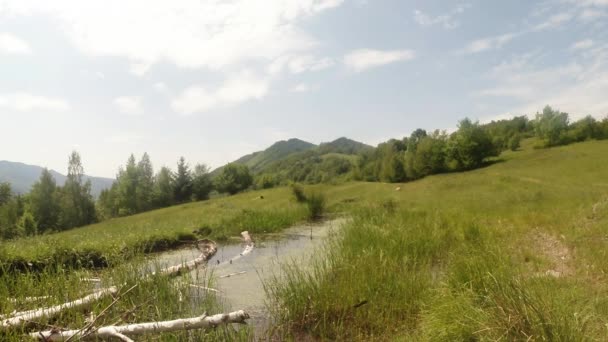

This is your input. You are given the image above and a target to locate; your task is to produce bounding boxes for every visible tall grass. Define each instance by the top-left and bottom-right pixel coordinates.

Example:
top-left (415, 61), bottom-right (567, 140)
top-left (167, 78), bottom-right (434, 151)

top-left (266, 140), bottom-right (608, 340)
top-left (305, 192), bottom-right (326, 221)
top-left (0, 257), bottom-right (251, 341)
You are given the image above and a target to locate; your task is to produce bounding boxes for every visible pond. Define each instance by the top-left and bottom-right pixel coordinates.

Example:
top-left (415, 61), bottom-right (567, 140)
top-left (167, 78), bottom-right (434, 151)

top-left (153, 218), bottom-right (345, 336)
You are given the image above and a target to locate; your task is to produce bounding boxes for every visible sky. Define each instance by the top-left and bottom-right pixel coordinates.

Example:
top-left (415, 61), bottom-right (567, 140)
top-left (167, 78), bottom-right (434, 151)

top-left (1, 0), bottom-right (607, 178)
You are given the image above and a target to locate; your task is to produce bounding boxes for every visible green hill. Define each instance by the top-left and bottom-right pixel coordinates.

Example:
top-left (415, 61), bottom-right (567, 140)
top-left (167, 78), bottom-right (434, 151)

top-left (211, 138), bottom-right (316, 176)
top-left (317, 137), bottom-right (373, 154)
top-left (212, 137), bottom-right (373, 184)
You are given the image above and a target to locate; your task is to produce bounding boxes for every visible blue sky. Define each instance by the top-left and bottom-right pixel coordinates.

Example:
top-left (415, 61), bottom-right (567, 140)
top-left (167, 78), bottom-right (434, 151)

top-left (1, 0), bottom-right (607, 177)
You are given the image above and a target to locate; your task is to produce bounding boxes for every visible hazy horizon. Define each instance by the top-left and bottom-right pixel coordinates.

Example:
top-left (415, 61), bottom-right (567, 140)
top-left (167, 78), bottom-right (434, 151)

top-left (1, 0), bottom-right (607, 177)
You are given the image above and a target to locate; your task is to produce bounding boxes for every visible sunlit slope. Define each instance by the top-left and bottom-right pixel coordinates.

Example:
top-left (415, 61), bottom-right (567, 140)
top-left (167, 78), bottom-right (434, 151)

top-left (2, 139), bottom-right (607, 272)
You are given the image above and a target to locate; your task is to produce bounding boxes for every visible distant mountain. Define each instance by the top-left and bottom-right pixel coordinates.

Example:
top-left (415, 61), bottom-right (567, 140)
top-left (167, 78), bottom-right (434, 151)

top-left (213, 137), bottom-right (373, 184)
top-left (212, 138), bottom-right (317, 175)
top-left (318, 137), bottom-right (374, 155)
top-left (0, 160), bottom-right (114, 197)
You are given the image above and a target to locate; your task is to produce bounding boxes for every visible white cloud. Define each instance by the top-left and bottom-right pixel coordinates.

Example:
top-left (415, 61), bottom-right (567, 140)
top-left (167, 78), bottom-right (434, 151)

top-left (474, 48), bottom-right (608, 120)
top-left (571, 39), bottom-right (594, 50)
top-left (0, 32), bottom-right (31, 55)
top-left (153, 82), bottom-right (169, 93)
top-left (579, 8), bottom-right (607, 21)
top-left (171, 71), bottom-right (269, 114)
top-left (104, 134), bottom-right (143, 144)
top-left (0, 0), bottom-right (344, 74)
top-left (113, 96), bottom-right (144, 115)
top-left (460, 33), bottom-right (517, 54)
top-left (290, 83), bottom-right (317, 92)
top-left (0, 93), bottom-right (69, 112)
top-left (344, 49), bottom-right (415, 72)
top-left (413, 4), bottom-right (470, 29)
top-left (269, 55), bottom-right (334, 74)
top-left (533, 12), bottom-right (572, 31)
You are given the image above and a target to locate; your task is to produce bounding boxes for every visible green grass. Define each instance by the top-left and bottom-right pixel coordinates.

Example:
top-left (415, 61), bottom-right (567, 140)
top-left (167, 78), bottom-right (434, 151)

top-left (266, 139), bottom-right (608, 340)
top-left (0, 187), bottom-right (307, 271)
top-left (0, 258), bottom-right (251, 341)
top-left (3, 138), bottom-right (608, 340)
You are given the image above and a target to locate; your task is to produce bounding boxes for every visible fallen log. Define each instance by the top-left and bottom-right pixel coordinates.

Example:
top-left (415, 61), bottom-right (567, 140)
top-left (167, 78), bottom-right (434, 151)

top-left (156, 239), bottom-right (217, 277)
top-left (1, 287), bottom-right (118, 330)
top-left (30, 310), bottom-right (250, 341)
top-left (7, 296), bottom-right (52, 304)
top-left (219, 271), bottom-right (247, 279)
top-left (217, 231), bottom-right (254, 266)
top-left (188, 284), bottom-right (222, 294)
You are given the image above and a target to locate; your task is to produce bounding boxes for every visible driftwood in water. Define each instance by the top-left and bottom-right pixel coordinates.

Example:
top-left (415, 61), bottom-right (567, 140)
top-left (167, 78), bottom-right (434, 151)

top-left (219, 271), bottom-right (247, 278)
top-left (217, 231), bottom-right (254, 266)
top-left (156, 239), bottom-right (217, 277)
top-left (30, 310), bottom-right (250, 341)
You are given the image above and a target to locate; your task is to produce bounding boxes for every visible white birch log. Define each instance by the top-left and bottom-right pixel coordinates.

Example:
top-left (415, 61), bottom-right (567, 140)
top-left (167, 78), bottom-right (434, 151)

top-left (1, 287), bottom-right (118, 330)
top-left (217, 231), bottom-right (254, 266)
top-left (30, 310), bottom-right (250, 341)
top-left (188, 284), bottom-right (222, 294)
top-left (4, 239), bottom-right (218, 330)
top-left (219, 271), bottom-right (247, 278)
top-left (156, 239), bottom-right (217, 277)
top-left (7, 296), bottom-right (52, 304)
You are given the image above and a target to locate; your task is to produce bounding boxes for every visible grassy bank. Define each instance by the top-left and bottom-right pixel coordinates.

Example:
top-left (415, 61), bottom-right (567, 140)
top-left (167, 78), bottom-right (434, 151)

top-left (0, 187), bottom-right (308, 272)
top-left (0, 258), bottom-right (251, 341)
top-left (267, 139), bottom-right (608, 340)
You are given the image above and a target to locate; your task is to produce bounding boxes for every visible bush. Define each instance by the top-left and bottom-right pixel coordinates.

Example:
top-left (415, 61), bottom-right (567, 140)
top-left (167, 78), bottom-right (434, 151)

top-left (291, 184), bottom-right (307, 203)
top-left (508, 134), bottom-right (521, 151)
top-left (305, 192), bottom-right (326, 221)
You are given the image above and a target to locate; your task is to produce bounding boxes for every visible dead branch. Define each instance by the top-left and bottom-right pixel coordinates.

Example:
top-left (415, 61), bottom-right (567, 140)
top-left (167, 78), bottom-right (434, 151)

top-left (30, 310), bottom-right (250, 341)
top-left (1, 287), bottom-right (118, 330)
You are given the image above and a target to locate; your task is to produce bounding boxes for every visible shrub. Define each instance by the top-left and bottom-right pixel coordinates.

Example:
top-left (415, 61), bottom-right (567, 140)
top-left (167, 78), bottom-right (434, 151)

top-left (305, 192), bottom-right (326, 221)
top-left (290, 183), bottom-right (307, 203)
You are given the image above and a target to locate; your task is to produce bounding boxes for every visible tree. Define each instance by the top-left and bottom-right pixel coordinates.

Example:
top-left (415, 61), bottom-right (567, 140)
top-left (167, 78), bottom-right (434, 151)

top-left (0, 195), bottom-right (24, 239)
top-left (154, 167), bottom-right (174, 207)
top-left (509, 134), bottom-right (521, 151)
top-left (214, 163), bottom-right (253, 195)
top-left (192, 164), bottom-right (213, 201)
top-left (18, 210), bottom-right (37, 236)
top-left (447, 119), bottom-right (496, 170)
top-left (97, 183), bottom-right (119, 219)
top-left (411, 133), bottom-right (448, 177)
top-left (0, 182), bottom-right (12, 206)
top-left (57, 151), bottom-right (96, 229)
top-left (136, 153), bottom-right (154, 211)
top-left (29, 169), bottom-right (59, 232)
top-left (116, 154), bottom-right (139, 215)
top-left (534, 105), bottom-right (569, 147)
top-left (173, 157), bottom-right (193, 203)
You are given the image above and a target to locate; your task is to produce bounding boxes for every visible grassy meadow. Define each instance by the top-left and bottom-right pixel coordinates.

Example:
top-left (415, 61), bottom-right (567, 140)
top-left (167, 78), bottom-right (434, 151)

top-left (266, 139), bottom-right (608, 340)
top-left (1, 138), bottom-right (608, 340)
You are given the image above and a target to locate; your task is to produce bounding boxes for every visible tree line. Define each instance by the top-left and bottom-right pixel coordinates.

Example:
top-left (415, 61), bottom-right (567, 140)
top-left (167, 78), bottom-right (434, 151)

top-left (0, 152), bottom-right (254, 239)
top-left (352, 106), bottom-right (608, 183)
top-left (0, 152), bottom-right (96, 239)
top-left (96, 155), bottom-right (254, 219)
top-left (2, 105), bottom-right (607, 239)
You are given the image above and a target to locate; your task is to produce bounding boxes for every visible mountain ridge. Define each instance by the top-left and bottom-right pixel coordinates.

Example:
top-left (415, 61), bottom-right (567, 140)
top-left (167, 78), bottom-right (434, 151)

top-left (0, 160), bottom-right (114, 197)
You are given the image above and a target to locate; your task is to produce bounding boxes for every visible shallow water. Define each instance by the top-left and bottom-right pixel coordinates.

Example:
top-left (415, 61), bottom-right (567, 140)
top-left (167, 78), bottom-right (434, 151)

top-left (153, 218), bottom-right (344, 334)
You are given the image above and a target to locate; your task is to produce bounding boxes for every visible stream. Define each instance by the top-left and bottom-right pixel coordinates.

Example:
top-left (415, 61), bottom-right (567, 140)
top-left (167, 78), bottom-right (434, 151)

top-left (152, 218), bottom-right (344, 336)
